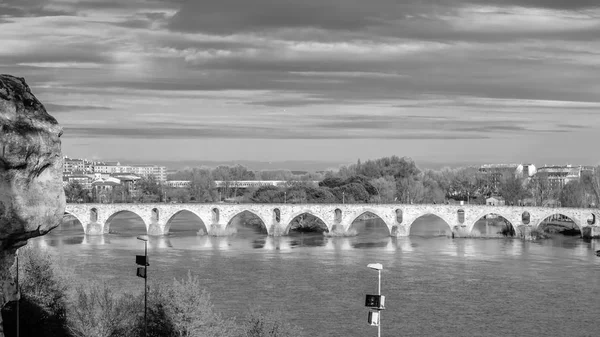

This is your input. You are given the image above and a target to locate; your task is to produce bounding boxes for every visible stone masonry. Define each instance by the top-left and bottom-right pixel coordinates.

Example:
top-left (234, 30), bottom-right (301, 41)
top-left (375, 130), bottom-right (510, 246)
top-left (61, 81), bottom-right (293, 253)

top-left (64, 203), bottom-right (600, 237)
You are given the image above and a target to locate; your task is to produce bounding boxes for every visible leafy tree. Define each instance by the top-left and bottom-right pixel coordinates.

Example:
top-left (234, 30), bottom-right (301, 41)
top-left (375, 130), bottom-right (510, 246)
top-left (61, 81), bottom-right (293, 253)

top-left (251, 186), bottom-right (284, 203)
top-left (332, 183), bottom-right (370, 203)
top-left (396, 177), bottom-right (424, 203)
top-left (343, 175), bottom-right (377, 195)
top-left (499, 175), bottom-right (527, 205)
top-left (3, 246), bottom-right (70, 337)
top-left (527, 174), bottom-right (559, 206)
top-left (64, 180), bottom-right (90, 203)
top-left (159, 272), bottom-right (239, 337)
top-left (137, 176), bottom-right (161, 201)
top-left (241, 307), bottom-right (304, 337)
top-left (318, 177), bottom-right (345, 189)
top-left (369, 176), bottom-right (396, 203)
top-left (188, 168), bottom-right (215, 202)
top-left (67, 282), bottom-right (139, 337)
top-left (303, 187), bottom-right (337, 203)
top-left (560, 181), bottom-right (585, 207)
top-left (421, 172), bottom-right (445, 203)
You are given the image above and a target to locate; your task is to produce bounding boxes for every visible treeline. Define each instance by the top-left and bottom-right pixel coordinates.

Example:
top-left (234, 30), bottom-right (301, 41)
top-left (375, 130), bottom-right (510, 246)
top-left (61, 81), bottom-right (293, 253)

top-left (66, 156), bottom-right (600, 208)
top-left (166, 156), bottom-right (600, 208)
top-left (2, 246), bottom-right (303, 337)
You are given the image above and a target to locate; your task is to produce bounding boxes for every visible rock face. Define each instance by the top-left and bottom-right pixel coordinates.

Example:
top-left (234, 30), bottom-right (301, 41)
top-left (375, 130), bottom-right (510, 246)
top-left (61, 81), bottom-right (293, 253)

top-left (0, 75), bottom-right (65, 335)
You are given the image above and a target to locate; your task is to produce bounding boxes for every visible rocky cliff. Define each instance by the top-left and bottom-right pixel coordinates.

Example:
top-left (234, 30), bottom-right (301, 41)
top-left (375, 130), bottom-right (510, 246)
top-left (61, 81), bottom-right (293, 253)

top-left (0, 75), bottom-right (66, 335)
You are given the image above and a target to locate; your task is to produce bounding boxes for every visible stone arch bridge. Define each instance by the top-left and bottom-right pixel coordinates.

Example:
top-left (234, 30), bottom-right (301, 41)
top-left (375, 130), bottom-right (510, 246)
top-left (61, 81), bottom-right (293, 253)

top-left (64, 203), bottom-right (600, 237)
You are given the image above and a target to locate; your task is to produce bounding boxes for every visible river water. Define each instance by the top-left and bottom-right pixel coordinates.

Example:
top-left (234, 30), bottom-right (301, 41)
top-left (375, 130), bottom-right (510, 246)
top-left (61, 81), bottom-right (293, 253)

top-left (30, 213), bottom-right (600, 337)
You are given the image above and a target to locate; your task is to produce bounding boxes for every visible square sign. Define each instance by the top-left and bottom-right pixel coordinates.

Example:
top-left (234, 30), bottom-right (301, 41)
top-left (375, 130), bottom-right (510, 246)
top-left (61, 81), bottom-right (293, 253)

top-left (368, 310), bottom-right (380, 326)
top-left (136, 255), bottom-right (149, 266)
top-left (136, 267), bottom-right (146, 279)
top-left (365, 295), bottom-right (385, 309)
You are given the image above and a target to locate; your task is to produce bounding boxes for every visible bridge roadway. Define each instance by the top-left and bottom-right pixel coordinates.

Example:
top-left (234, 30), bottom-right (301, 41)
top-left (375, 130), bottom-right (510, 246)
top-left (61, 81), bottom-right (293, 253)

top-left (64, 203), bottom-right (600, 237)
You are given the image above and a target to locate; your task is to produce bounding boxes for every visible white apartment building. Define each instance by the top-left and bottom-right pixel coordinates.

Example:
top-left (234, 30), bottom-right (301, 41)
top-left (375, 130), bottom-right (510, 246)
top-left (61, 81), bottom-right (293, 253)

top-left (93, 162), bottom-right (167, 182)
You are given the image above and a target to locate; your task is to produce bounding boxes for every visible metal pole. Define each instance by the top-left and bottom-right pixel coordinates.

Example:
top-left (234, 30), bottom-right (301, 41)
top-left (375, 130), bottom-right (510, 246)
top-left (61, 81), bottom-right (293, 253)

top-left (144, 240), bottom-right (147, 337)
top-left (378, 269), bottom-right (381, 337)
top-left (16, 250), bottom-right (19, 337)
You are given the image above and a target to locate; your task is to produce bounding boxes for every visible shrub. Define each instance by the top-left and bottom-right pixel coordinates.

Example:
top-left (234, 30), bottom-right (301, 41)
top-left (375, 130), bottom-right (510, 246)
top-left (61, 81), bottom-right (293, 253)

top-left (67, 282), bottom-right (139, 337)
top-left (2, 245), bottom-right (70, 337)
top-left (128, 272), bottom-right (240, 337)
top-left (241, 307), bottom-right (304, 337)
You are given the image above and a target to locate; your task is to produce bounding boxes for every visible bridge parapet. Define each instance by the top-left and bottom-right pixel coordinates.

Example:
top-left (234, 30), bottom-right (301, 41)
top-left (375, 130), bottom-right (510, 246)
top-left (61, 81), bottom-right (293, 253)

top-left (63, 203), bottom-right (600, 237)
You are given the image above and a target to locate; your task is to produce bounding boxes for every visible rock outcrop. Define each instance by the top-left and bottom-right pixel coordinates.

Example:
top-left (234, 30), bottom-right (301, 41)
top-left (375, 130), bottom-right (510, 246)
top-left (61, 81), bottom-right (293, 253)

top-left (0, 74), bottom-right (65, 335)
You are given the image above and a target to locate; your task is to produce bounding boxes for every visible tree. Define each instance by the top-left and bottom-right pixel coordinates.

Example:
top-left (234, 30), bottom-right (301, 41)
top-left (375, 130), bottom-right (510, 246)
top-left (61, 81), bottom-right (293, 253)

top-left (68, 282), bottom-right (139, 337)
top-left (188, 168), bottom-right (215, 202)
top-left (499, 175), bottom-right (527, 205)
top-left (332, 183), bottom-right (370, 203)
top-left (64, 180), bottom-right (90, 203)
top-left (159, 272), bottom-right (239, 337)
top-left (369, 176), bottom-right (396, 203)
top-left (137, 176), bottom-right (161, 202)
top-left (560, 181), bottom-right (585, 207)
top-left (251, 186), bottom-right (284, 203)
top-left (2, 246), bottom-right (70, 337)
top-left (527, 174), bottom-right (558, 206)
top-left (242, 307), bottom-right (304, 337)
top-left (396, 176), bottom-right (425, 204)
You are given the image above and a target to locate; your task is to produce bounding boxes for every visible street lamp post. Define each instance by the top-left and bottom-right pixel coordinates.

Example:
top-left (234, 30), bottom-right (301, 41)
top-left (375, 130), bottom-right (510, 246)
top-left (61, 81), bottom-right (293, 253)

top-left (16, 249), bottom-right (19, 337)
top-left (136, 235), bottom-right (149, 337)
top-left (366, 263), bottom-right (384, 337)
top-left (343, 192), bottom-right (345, 204)
top-left (284, 191), bottom-right (287, 204)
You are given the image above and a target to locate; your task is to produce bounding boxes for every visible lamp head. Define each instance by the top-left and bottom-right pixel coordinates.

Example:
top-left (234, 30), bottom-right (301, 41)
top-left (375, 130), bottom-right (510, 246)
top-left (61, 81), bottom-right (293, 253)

top-left (367, 263), bottom-right (383, 271)
top-left (137, 235), bottom-right (149, 242)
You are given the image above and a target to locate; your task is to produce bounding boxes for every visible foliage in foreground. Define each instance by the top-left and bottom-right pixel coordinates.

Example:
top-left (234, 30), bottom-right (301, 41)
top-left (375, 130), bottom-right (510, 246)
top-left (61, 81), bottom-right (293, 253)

top-left (65, 271), bottom-right (303, 337)
top-left (2, 246), bottom-right (70, 337)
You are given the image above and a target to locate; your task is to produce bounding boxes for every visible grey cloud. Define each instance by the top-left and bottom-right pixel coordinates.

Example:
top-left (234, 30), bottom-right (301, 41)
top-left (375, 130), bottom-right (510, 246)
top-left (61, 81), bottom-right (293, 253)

top-left (467, 0), bottom-right (600, 10)
top-left (0, 0), bottom-right (73, 17)
top-left (167, 0), bottom-right (457, 35)
top-left (43, 103), bottom-right (112, 113)
top-left (167, 0), bottom-right (600, 43)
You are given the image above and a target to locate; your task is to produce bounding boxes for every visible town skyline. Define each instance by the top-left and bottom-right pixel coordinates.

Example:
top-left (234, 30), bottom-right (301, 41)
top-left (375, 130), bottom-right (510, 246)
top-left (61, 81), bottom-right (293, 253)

top-left (2, 1), bottom-right (600, 166)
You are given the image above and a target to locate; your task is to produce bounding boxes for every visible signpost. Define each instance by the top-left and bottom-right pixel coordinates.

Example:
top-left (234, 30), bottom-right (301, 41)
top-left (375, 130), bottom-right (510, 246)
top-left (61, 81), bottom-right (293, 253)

top-left (366, 263), bottom-right (384, 337)
top-left (136, 235), bottom-right (149, 337)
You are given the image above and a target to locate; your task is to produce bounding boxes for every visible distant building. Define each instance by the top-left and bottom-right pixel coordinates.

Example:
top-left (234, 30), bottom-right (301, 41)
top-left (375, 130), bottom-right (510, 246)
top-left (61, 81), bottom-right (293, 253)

top-left (63, 157), bottom-right (94, 174)
top-left (166, 180), bottom-right (191, 188)
top-left (535, 165), bottom-right (583, 189)
top-left (214, 180), bottom-right (319, 189)
top-left (486, 196), bottom-right (505, 206)
top-left (93, 161), bottom-right (167, 183)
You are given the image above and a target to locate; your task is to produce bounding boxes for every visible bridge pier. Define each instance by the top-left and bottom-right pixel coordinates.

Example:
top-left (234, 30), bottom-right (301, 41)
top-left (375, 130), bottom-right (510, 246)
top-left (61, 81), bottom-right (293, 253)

top-left (85, 222), bottom-right (104, 236)
top-left (207, 224), bottom-right (226, 236)
top-left (147, 223), bottom-right (167, 236)
top-left (390, 224), bottom-right (408, 237)
top-left (582, 225), bottom-right (600, 239)
top-left (270, 222), bottom-right (285, 236)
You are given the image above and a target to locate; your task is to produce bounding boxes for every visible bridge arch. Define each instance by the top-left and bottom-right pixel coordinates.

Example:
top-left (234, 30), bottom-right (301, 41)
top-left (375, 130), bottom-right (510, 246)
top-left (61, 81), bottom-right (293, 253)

top-left (63, 212), bottom-right (86, 233)
top-left (164, 209), bottom-right (208, 235)
top-left (347, 209), bottom-right (392, 235)
top-left (226, 210), bottom-right (269, 234)
top-left (469, 213), bottom-right (516, 237)
top-left (285, 210), bottom-right (330, 235)
top-left (407, 212), bottom-right (453, 236)
top-left (534, 212), bottom-right (582, 235)
top-left (104, 209), bottom-right (148, 234)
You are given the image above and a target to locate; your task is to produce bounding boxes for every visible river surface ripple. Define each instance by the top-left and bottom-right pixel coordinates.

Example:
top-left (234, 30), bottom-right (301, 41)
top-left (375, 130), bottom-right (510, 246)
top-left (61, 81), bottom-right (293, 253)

top-left (31, 217), bottom-right (600, 337)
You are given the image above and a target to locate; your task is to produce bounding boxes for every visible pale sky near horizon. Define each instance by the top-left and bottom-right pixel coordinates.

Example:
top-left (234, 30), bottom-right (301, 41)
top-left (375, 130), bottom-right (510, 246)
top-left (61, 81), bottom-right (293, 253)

top-left (1, 0), bottom-right (599, 167)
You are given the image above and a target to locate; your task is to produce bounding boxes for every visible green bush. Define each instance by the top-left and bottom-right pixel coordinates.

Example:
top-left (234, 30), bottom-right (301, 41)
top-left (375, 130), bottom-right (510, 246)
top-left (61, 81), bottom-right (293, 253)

top-left (67, 282), bottom-right (139, 337)
top-left (2, 246), bottom-right (70, 337)
top-left (241, 307), bottom-right (304, 337)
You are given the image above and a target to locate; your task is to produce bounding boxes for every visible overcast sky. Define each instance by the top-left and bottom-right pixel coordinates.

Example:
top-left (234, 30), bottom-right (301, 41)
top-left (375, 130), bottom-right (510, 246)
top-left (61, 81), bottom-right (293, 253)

top-left (1, 0), bottom-right (599, 168)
